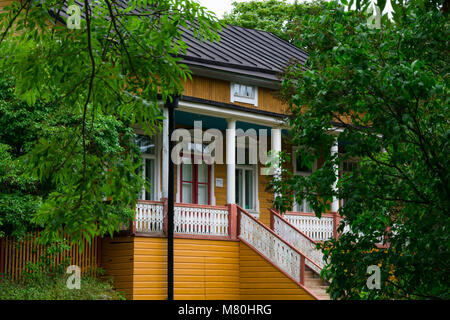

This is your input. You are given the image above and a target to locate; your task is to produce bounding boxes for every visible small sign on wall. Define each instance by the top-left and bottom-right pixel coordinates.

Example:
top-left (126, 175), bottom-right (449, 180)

top-left (215, 178), bottom-right (223, 188)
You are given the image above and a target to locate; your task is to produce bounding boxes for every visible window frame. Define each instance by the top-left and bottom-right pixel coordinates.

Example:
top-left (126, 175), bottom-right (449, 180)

top-left (292, 147), bottom-right (317, 213)
top-left (179, 158), bottom-right (212, 205)
top-left (292, 146), bottom-right (317, 176)
top-left (339, 156), bottom-right (359, 208)
top-left (134, 130), bottom-right (161, 201)
top-left (230, 82), bottom-right (258, 106)
top-left (236, 163), bottom-right (259, 214)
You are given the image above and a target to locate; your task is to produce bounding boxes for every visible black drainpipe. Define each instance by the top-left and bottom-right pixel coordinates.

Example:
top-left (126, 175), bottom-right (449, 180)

top-left (165, 95), bottom-right (178, 301)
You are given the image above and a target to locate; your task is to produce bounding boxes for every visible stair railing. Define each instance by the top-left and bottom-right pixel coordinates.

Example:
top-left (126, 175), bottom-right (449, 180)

top-left (270, 209), bottom-right (325, 275)
top-left (237, 205), bottom-right (320, 288)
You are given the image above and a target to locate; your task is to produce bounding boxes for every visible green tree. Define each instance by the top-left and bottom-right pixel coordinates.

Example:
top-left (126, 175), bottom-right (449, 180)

top-left (276, 0), bottom-right (449, 299)
top-left (226, 0), bottom-right (449, 299)
top-left (0, 76), bottom-right (141, 243)
top-left (0, 0), bottom-right (221, 245)
top-left (223, 0), bottom-right (327, 44)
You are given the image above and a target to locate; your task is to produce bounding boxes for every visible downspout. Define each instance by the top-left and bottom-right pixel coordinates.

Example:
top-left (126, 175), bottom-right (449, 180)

top-left (165, 95), bottom-right (179, 300)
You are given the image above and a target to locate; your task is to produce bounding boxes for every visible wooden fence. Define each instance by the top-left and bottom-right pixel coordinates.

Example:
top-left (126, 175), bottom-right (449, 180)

top-left (0, 230), bottom-right (101, 281)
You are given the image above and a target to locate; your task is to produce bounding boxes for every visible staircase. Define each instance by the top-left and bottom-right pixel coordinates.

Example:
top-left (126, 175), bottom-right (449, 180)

top-left (236, 205), bottom-right (331, 300)
top-left (269, 209), bottom-right (331, 299)
top-left (305, 267), bottom-right (330, 300)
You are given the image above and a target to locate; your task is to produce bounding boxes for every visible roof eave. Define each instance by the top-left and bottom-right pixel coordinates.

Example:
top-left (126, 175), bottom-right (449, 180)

top-left (182, 61), bottom-right (283, 90)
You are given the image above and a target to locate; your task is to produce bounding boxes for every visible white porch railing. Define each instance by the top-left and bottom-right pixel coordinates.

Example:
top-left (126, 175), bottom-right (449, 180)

top-left (284, 212), bottom-right (335, 242)
top-left (272, 212), bottom-right (325, 275)
top-left (134, 201), bottom-right (229, 237)
top-left (174, 204), bottom-right (229, 236)
top-left (238, 206), bottom-right (304, 283)
top-left (135, 201), bottom-right (164, 233)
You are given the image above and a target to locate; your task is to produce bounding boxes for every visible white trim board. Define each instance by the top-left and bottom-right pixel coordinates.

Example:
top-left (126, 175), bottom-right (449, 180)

top-left (177, 100), bottom-right (286, 128)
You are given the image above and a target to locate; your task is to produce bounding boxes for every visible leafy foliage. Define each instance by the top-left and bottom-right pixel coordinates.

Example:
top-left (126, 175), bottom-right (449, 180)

top-left (223, 0), bottom-right (329, 44)
top-left (277, 0), bottom-right (449, 299)
top-left (227, 0), bottom-right (449, 299)
top-left (0, 143), bottom-right (40, 239)
top-left (0, 272), bottom-right (125, 300)
top-left (0, 1), bottom-right (221, 245)
top-left (0, 76), bottom-right (143, 245)
top-left (0, 77), bottom-right (48, 239)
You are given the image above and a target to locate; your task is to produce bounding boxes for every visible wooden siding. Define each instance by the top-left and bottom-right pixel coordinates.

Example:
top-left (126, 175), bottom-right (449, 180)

top-left (133, 237), bottom-right (167, 300)
top-left (133, 237), bottom-right (240, 300)
top-left (126, 236), bottom-right (315, 300)
top-left (0, 0), bottom-right (12, 11)
top-left (239, 241), bottom-right (315, 300)
top-left (101, 237), bottom-right (134, 300)
top-left (213, 162), bottom-right (228, 206)
top-left (182, 75), bottom-right (289, 115)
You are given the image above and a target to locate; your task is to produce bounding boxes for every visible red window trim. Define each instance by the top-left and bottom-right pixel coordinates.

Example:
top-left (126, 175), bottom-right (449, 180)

top-left (180, 154), bottom-right (211, 205)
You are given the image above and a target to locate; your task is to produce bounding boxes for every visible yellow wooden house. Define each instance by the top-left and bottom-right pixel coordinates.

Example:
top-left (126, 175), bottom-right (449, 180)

top-left (0, 0), bottom-right (353, 301)
top-left (98, 21), bottom-right (348, 300)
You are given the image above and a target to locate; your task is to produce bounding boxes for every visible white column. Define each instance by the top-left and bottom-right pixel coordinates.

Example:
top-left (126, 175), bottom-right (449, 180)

top-left (162, 108), bottom-right (169, 198)
top-left (271, 128), bottom-right (282, 199)
top-left (331, 136), bottom-right (339, 212)
top-left (271, 128), bottom-right (282, 162)
top-left (226, 119), bottom-right (236, 204)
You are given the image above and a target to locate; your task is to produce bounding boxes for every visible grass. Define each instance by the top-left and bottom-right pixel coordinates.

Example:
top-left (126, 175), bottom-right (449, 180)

top-left (0, 273), bottom-right (126, 300)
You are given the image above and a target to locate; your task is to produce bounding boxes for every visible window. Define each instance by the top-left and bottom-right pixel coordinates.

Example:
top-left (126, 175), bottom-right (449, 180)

top-left (230, 82), bottom-right (258, 106)
top-left (136, 134), bottom-right (158, 201)
top-left (235, 145), bottom-right (258, 212)
top-left (176, 130), bottom-right (216, 205)
top-left (340, 158), bottom-right (358, 207)
top-left (342, 160), bottom-right (358, 175)
top-left (236, 167), bottom-right (255, 210)
top-left (180, 161), bottom-right (211, 205)
top-left (292, 147), bottom-right (316, 212)
top-left (293, 148), bottom-right (316, 175)
top-left (295, 198), bottom-right (313, 213)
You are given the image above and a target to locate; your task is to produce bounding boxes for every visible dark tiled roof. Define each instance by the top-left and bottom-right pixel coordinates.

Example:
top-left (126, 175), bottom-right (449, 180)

top-left (179, 24), bottom-right (308, 81)
top-left (48, 1), bottom-right (308, 81)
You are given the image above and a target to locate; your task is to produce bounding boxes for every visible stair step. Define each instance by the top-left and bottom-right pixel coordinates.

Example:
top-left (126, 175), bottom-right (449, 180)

top-left (308, 285), bottom-right (329, 290)
top-left (305, 281), bottom-right (324, 288)
top-left (310, 290), bottom-right (330, 300)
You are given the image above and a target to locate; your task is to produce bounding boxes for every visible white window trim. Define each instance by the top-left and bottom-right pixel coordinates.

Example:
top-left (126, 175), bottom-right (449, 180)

top-left (236, 163), bottom-right (259, 218)
top-left (134, 129), bottom-right (161, 201)
top-left (141, 153), bottom-right (157, 201)
top-left (292, 147), bottom-right (316, 213)
top-left (230, 82), bottom-right (258, 106)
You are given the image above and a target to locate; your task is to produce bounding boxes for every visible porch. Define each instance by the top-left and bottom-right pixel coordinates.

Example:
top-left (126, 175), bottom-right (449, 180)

top-left (129, 200), bottom-right (341, 243)
top-left (111, 200), bottom-right (333, 299)
top-left (111, 99), bottom-right (346, 299)
top-left (134, 100), bottom-right (344, 229)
